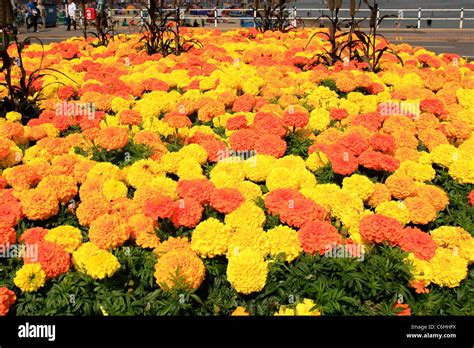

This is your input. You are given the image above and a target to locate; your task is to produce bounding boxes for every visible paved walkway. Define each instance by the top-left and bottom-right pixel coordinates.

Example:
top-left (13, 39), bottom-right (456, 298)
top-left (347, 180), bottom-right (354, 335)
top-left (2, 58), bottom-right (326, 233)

top-left (17, 24), bottom-right (474, 59)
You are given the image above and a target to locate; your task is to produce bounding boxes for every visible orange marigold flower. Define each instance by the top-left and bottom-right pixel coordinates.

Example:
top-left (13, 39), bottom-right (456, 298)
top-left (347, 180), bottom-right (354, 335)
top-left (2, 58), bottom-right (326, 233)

top-left (404, 197), bottom-right (437, 225)
top-left (89, 213), bottom-right (130, 250)
top-left (19, 227), bottom-right (48, 245)
top-left (118, 110), bottom-right (142, 126)
top-left (468, 190), bottom-right (474, 206)
top-left (143, 195), bottom-right (176, 220)
top-left (24, 241), bottom-right (70, 279)
top-left (210, 188), bottom-right (245, 214)
top-left (336, 77), bottom-right (357, 93)
top-left (19, 188), bottom-right (59, 221)
top-left (420, 98), bottom-right (446, 119)
top-left (154, 236), bottom-right (191, 257)
top-left (358, 150), bottom-right (400, 173)
top-left (232, 93), bottom-right (256, 113)
top-left (393, 302), bottom-right (411, 316)
top-left (154, 249), bottom-right (205, 290)
top-left (367, 183), bottom-right (392, 208)
top-left (0, 224), bottom-right (16, 246)
top-left (370, 133), bottom-right (396, 154)
top-left (398, 227), bottom-right (436, 260)
top-left (163, 114), bottom-right (192, 128)
top-left (385, 174), bottom-right (417, 199)
top-left (251, 112), bottom-right (287, 138)
top-left (95, 126), bottom-right (129, 151)
top-left (337, 132), bottom-right (369, 156)
top-left (359, 214), bottom-right (404, 245)
top-left (418, 129), bottom-right (448, 152)
top-left (133, 130), bottom-right (163, 148)
top-left (330, 108), bottom-right (349, 121)
top-left (264, 188), bottom-right (305, 215)
top-left (127, 214), bottom-right (160, 249)
top-left (0, 139), bottom-right (10, 160)
top-left (254, 133), bottom-right (287, 158)
top-left (170, 198), bottom-right (203, 228)
top-left (229, 129), bottom-right (259, 151)
top-left (226, 115), bottom-right (248, 131)
top-left (197, 100), bottom-right (225, 122)
top-left (0, 287), bottom-right (16, 316)
top-left (37, 175), bottom-right (78, 204)
top-left (282, 108), bottom-right (309, 129)
top-left (76, 196), bottom-right (111, 226)
top-left (176, 179), bottom-right (216, 205)
top-left (279, 197), bottom-right (326, 229)
top-left (298, 220), bottom-right (342, 255)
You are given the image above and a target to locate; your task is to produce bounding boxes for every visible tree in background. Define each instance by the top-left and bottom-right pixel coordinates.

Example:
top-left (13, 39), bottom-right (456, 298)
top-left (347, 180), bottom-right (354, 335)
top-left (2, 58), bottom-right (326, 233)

top-left (0, 0), bottom-right (15, 29)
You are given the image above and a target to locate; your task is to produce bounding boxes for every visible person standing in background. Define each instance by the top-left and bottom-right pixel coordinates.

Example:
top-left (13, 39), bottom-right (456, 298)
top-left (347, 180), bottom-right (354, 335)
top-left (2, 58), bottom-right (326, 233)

top-left (66, 0), bottom-right (76, 30)
top-left (26, 0), bottom-right (39, 32)
top-left (37, 0), bottom-right (46, 29)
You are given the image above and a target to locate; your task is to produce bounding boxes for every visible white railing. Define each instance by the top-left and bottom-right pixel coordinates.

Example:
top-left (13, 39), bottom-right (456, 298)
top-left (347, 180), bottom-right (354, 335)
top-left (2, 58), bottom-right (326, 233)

top-left (78, 7), bottom-right (474, 29)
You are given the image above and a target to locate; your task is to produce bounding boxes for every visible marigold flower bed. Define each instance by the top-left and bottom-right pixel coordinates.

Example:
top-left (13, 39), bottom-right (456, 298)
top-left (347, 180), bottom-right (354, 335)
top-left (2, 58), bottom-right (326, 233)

top-left (0, 28), bottom-right (473, 316)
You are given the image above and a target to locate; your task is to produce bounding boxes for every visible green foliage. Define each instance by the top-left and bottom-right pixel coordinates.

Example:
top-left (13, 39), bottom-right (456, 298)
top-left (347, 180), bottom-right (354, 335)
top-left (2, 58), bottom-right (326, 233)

top-left (319, 78), bottom-right (338, 92)
top-left (430, 166), bottom-right (473, 234)
top-left (284, 131), bottom-right (314, 159)
top-left (74, 140), bottom-right (153, 169)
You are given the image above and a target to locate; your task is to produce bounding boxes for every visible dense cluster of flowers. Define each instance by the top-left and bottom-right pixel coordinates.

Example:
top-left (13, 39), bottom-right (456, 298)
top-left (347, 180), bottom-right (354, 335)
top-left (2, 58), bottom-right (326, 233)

top-left (0, 28), bottom-right (473, 316)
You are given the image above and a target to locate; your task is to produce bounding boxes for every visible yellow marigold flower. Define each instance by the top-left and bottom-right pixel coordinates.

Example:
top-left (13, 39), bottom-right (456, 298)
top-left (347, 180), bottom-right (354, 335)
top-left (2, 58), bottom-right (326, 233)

top-left (72, 242), bottom-right (120, 280)
top-left (176, 158), bottom-right (205, 180)
top-left (266, 167), bottom-right (300, 191)
top-left (225, 201), bottom-right (266, 231)
top-left (102, 179), bottom-right (128, 201)
top-left (429, 144), bottom-right (459, 168)
top-left (407, 253), bottom-right (432, 288)
top-left (275, 299), bottom-right (321, 316)
top-left (397, 161), bottom-right (436, 182)
top-left (300, 184), bottom-right (341, 212)
top-left (111, 97), bottom-right (134, 113)
top-left (87, 162), bottom-right (122, 181)
top-left (308, 108), bottom-right (330, 132)
top-left (275, 155), bottom-right (306, 171)
top-left (236, 180), bottom-right (262, 202)
top-left (125, 159), bottom-right (164, 189)
top-left (6, 111), bottom-right (22, 122)
top-left (231, 306), bottom-right (250, 316)
top-left (178, 144), bottom-right (208, 165)
top-left (14, 263), bottom-right (47, 293)
top-left (243, 154), bottom-right (276, 183)
top-left (375, 200), bottom-right (411, 225)
top-left (342, 174), bottom-right (375, 201)
top-left (429, 247), bottom-right (468, 288)
top-left (227, 249), bottom-right (268, 295)
top-left (154, 249), bottom-right (205, 290)
top-left (266, 225), bottom-right (302, 262)
top-left (295, 299), bottom-right (321, 316)
top-left (228, 226), bottom-right (270, 258)
top-left (306, 151), bottom-right (329, 172)
top-left (449, 159), bottom-right (474, 184)
top-left (45, 225), bottom-right (83, 253)
top-left (430, 226), bottom-right (471, 249)
top-left (191, 218), bottom-right (231, 258)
